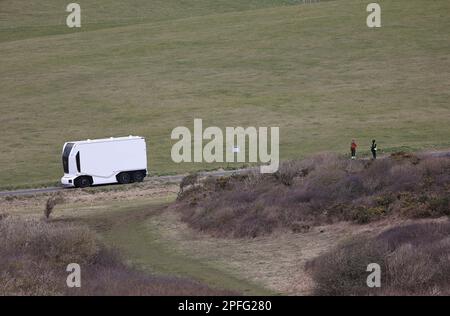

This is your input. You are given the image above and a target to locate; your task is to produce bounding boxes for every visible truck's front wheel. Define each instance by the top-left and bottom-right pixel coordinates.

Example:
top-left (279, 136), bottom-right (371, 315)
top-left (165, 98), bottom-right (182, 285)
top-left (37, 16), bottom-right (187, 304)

top-left (74, 176), bottom-right (92, 188)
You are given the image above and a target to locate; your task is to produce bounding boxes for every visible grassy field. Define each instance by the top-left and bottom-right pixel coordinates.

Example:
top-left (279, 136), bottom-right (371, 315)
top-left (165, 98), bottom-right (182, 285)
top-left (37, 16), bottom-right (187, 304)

top-left (1, 0), bottom-right (449, 188)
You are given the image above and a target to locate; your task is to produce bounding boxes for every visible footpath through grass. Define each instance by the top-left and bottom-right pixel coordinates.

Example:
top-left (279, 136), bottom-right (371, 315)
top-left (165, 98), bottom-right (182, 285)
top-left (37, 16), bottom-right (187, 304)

top-left (81, 199), bottom-right (273, 295)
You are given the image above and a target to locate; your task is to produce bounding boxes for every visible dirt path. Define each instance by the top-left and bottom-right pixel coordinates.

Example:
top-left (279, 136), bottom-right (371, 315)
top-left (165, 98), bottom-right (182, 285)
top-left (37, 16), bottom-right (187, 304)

top-left (148, 210), bottom-right (449, 295)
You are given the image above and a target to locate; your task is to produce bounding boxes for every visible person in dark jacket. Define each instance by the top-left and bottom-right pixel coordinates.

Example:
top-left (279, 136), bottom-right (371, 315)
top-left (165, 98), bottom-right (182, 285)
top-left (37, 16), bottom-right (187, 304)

top-left (350, 139), bottom-right (357, 159)
top-left (371, 139), bottom-right (377, 159)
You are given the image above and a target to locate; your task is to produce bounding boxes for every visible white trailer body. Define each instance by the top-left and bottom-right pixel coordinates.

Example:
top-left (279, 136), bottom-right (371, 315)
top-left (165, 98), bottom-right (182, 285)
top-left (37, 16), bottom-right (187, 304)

top-left (61, 136), bottom-right (147, 188)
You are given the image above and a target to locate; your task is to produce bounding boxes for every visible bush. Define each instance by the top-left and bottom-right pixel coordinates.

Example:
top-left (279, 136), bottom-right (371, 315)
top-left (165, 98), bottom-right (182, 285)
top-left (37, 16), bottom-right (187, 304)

top-left (178, 172), bottom-right (199, 198)
top-left (0, 217), bottom-right (234, 295)
top-left (175, 154), bottom-right (450, 238)
top-left (274, 160), bottom-right (307, 186)
top-left (428, 196), bottom-right (450, 216)
top-left (306, 222), bottom-right (450, 295)
top-left (350, 206), bottom-right (386, 224)
top-left (44, 194), bottom-right (64, 219)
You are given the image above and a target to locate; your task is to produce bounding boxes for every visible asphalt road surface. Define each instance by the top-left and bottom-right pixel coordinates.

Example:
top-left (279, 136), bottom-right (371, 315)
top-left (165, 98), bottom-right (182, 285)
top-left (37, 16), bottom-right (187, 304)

top-left (0, 168), bottom-right (257, 197)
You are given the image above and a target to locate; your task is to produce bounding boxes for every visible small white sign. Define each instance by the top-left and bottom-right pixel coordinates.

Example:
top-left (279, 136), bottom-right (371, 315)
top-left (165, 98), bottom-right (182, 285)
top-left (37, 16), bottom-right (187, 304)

top-left (232, 147), bottom-right (240, 153)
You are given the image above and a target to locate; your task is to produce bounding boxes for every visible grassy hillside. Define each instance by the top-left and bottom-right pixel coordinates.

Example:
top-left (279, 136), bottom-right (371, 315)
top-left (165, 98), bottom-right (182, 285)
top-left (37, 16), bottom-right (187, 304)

top-left (1, 0), bottom-right (449, 188)
top-left (0, 0), bottom-right (300, 42)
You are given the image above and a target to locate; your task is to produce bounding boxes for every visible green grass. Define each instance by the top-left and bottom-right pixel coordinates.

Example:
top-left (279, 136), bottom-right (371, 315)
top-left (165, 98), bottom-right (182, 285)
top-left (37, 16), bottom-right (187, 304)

top-left (78, 199), bottom-right (273, 295)
top-left (104, 217), bottom-right (273, 295)
top-left (0, 0), bottom-right (301, 42)
top-left (1, 0), bottom-right (449, 188)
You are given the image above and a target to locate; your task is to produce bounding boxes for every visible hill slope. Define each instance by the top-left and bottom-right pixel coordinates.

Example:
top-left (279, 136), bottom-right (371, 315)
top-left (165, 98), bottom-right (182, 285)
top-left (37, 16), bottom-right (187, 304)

top-left (0, 0), bottom-right (449, 188)
top-left (0, 0), bottom-right (300, 42)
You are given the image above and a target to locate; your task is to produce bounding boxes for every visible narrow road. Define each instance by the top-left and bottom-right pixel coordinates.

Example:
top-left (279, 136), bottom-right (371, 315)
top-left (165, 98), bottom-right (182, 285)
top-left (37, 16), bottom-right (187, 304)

top-left (1, 149), bottom-right (448, 197)
top-left (0, 168), bottom-right (257, 197)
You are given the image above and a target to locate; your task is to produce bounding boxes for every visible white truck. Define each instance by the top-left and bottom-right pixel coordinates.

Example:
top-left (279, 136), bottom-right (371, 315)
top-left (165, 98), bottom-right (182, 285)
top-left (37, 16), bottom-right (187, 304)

top-left (61, 136), bottom-right (147, 188)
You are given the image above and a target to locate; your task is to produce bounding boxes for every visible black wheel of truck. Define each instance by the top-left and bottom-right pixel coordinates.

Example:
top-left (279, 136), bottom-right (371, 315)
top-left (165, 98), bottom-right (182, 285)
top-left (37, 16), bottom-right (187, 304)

top-left (74, 176), bottom-right (92, 188)
top-left (133, 171), bottom-right (145, 183)
top-left (117, 172), bottom-right (131, 184)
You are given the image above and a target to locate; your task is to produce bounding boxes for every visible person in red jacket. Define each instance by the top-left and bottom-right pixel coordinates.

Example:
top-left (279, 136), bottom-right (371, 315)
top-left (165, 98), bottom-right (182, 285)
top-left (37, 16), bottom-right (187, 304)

top-left (350, 139), bottom-right (357, 159)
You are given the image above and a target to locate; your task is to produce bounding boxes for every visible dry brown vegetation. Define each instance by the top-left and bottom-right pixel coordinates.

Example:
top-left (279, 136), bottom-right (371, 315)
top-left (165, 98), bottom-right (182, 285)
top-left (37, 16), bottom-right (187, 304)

top-left (178, 172), bottom-right (199, 197)
top-left (44, 193), bottom-right (64, 219)
top-left (174, 153), bottom-right (449, 295)
top-left (0, 215), bottom-right (233, 295)
top-left (176, 153), bottom-right (450, 238)
top-left (306, 221), bottom-right (450, 296)
top-left (2, 153), bottom-right (448, 296)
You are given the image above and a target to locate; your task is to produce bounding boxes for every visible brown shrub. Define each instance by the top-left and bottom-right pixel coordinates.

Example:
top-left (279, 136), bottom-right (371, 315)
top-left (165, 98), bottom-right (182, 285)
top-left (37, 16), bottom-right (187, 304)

top-left (428, 196), bottom-right (450, 215)
top-left (44, 193), bottom-right (64, 219)
top-left (306, 222), bottom-right (450, 295)
top-left (350, 206), bottom-right (386, 224)
top-left (175, 154), bottom-right (450, 238)
top-left (0, 217), bottom-right (234, 295)
top-left (390, 152), bottom-right (421, 165)
top-left (178, 172), bottom-right (199, 198)
top-left (274, 160), bottom-right (308, 186)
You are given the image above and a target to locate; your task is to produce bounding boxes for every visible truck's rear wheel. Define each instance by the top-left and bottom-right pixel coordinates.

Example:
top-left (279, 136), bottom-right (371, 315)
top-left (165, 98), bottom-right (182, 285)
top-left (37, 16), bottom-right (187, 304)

top-left (132, 171), bottom-right (145, 183)
top-left (74, 176), bottom-right (92, 188)
top-left (117, 172), bottom-right (131, 184)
